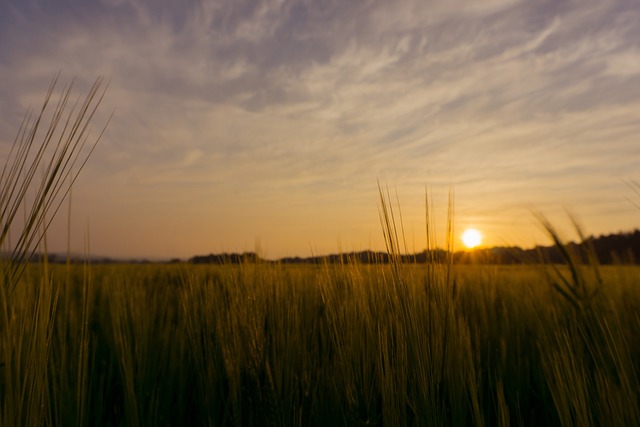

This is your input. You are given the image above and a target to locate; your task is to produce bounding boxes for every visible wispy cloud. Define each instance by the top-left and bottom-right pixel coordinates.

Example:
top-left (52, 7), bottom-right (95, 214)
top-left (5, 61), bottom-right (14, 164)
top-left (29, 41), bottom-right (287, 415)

top-left (1, 0), bottom-right (639, 258)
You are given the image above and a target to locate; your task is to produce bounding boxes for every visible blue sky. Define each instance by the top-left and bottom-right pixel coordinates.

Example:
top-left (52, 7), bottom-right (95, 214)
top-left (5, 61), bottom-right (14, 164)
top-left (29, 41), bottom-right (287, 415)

top-left (1, 0), bottom-right (640, 259)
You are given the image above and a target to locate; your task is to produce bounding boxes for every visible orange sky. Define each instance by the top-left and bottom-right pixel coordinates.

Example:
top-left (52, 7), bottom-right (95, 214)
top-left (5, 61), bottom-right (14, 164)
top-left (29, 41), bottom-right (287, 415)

top-left (1, 0), bottom-right (640, 260)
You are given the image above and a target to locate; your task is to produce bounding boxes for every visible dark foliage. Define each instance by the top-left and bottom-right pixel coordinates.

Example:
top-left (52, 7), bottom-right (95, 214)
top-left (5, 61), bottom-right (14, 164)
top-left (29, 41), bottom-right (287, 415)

top-left (188, 229), bottom-right (640, 265)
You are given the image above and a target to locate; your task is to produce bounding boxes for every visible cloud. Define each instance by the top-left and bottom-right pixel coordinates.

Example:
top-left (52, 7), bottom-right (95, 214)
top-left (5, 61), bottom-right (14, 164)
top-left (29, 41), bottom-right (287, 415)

top-left (1, 0), bottom-right (639, 257)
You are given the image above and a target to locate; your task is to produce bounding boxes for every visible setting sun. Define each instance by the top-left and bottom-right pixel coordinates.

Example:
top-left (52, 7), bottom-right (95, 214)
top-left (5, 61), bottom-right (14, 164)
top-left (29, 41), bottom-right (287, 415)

top-left (462, 228), bottom-right (482, 249)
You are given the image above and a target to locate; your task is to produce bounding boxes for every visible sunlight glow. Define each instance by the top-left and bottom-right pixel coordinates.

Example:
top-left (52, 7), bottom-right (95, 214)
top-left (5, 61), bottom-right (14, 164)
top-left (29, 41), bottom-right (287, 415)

top-left (462, 228), bottom-right (482, 249)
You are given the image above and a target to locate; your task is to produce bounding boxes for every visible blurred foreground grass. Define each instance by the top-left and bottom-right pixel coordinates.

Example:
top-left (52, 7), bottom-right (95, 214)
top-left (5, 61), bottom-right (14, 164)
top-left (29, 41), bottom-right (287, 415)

top-left (1, 261), bottom-right (639, 426)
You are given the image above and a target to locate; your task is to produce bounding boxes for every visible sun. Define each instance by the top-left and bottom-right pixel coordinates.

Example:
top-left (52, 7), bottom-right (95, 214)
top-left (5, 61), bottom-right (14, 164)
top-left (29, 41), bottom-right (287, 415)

top-left (461, 228), bottom-right (482, 249)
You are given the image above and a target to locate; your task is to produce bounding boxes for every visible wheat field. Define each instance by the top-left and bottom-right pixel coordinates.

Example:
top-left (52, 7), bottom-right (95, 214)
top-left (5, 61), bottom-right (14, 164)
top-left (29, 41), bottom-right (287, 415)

top-left (1, 261), bottom-right (639, 426)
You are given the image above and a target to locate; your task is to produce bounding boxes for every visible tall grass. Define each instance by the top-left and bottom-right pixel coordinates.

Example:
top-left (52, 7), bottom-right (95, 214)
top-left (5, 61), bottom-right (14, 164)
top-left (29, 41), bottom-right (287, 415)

top-left (0, 75), bottom-right (110, 289)
top-left (0, 76), bottom-right (109, 426)
top-left (377, 183), bottom-right (484, 426)
top-left (1, 258), bottom-right (640, 426)
top-left (537, 216), bottom-right (640, 426)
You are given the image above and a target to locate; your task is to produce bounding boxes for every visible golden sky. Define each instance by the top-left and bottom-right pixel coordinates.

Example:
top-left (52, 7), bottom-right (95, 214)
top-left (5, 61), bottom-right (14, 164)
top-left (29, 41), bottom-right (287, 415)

top-left (1, 0), bottom-right (640, 259)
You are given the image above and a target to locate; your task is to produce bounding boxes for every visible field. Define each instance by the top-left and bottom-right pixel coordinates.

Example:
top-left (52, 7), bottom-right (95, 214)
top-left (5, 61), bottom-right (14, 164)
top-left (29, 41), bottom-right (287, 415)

top-left (1, 260), bottom-right (639, 426)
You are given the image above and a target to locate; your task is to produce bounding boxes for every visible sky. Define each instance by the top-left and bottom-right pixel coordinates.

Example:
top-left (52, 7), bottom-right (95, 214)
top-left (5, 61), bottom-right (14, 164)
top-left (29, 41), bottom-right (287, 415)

top-left (1, 0), bottom-right (640, 260)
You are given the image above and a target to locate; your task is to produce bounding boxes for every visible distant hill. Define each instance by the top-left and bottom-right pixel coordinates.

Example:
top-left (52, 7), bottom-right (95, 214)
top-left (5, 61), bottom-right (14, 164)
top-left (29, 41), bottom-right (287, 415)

top-left (4, 252), bottom-right (179, 265)
top-left (457, 229), bottom-right (640, 265)
top-left (189, 229), bottom-right (640, 265)
top-left (19, 229), bottom-right (639, 265)
top-left (190, 252), bottom-right (260, 264)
